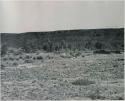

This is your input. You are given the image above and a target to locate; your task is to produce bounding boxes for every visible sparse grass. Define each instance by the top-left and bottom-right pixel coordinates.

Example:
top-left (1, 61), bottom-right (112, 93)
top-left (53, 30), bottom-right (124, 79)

top-left (1, 49), bottom-right (124, 100)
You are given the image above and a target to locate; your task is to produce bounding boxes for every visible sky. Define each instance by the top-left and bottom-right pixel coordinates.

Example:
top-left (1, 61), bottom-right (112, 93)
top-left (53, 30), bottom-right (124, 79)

top-left (0, 1), bottom-right (124, 33)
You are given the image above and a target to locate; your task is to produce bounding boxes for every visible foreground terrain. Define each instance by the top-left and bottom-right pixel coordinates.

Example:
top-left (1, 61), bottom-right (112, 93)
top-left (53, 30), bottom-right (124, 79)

top-left (1, 49), bottom-right (124, 100)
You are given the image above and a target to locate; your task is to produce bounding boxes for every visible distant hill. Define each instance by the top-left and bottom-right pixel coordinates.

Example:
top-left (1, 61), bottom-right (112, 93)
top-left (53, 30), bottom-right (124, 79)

top-left (1, 28), bottom-right (124, 53)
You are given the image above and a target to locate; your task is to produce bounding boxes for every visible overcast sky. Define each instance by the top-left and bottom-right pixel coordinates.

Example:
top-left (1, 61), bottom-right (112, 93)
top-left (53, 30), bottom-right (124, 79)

top-left (0, 1), bottom-right (124, 33)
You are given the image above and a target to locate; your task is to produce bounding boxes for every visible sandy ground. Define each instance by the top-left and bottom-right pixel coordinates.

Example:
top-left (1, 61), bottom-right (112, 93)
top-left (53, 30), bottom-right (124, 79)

top-left (1, 51), bottom-right (124, 100)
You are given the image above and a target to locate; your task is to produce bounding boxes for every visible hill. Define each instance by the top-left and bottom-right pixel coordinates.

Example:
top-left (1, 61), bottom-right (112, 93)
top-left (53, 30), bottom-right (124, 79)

top-left (1, 28), bottom-right (124, 53)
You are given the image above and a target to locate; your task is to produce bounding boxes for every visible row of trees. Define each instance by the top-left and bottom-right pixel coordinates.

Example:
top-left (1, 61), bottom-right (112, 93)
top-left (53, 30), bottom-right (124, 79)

top-left (21, 38), bottom-right (106, 53)
top-left (2, 38), bottom-right (123, 54)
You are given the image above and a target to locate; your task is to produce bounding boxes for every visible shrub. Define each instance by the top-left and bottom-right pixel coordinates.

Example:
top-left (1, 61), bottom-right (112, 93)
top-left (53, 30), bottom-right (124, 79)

top-left (19, 56), bottom-right (23, 59)
top-left (118, 97), bottom-right (124, 100)
top-left (71, 79), bottom-right (95, 86)
top-left (85, 42), bottom-right (91, 49)
top-left (69, 50), bottom-right (81, 57)
top-left (60, 53), bottom-right (71, 58)
top-left (9, 57), bottom-right (14, 61)
top-left (13, 62), bottom-right (18, 66)
top-left (25, 55), bottom-right (31, 59)
top-left (117, 58), bottom-right (124, 61)
top-left (33, 57), bottom-right (35, 60)
top-left (95, 42), bottom-right (102, 49)
top-left (25, 59), bottom-right (32, 63)
top-left (47, 55), bottom-right (53, 59)
top-left (13, 52), bottom-right (20, 55)
top-left (88, 93), bottom-right (105, 100)
top-left (1, 64), bottom-right (5, 70)
top-left (1, 44), bottom-right (8, 56)
top-left (93, 50), bottom-right (111, 54)
top-left (111, 50), bottom-right (121, 54)
top-left (3, 58), bottom-right (7, 61)
top-left (42, 39), bottom-right (53, 52)
top-left (43, 43), bottom-right (48, 51)
top-left (36, 56), bottom-right (43, 60)
top-left (60, 40), bottom-right (66, 49)
top-left (54, 45), bottom-right (60, 51)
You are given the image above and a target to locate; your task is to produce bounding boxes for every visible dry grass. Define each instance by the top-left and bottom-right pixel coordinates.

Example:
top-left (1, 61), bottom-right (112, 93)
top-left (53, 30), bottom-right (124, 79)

top-left (1, 49), bottom-right (124, 100)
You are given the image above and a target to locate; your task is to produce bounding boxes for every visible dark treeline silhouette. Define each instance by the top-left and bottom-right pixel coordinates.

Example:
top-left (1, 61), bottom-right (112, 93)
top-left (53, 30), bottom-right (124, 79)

top-left (1, 28), bottom-right (124, 53)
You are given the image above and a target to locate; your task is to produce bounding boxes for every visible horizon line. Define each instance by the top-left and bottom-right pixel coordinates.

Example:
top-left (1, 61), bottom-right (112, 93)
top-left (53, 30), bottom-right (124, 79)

top-left (1, 27), bottom-right (124, 34)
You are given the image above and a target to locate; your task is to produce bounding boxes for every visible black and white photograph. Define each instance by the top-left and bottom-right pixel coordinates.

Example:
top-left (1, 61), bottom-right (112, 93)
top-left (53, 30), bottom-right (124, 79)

top-left (0, 0), bottom-right (124, 100)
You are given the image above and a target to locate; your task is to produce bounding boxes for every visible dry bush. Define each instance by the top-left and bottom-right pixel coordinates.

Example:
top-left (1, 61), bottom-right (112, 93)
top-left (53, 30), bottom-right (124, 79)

top-left (25, 59), bottom-right (32, 63)
top-left (1, 64), bottom-right (5, 70)
top-left (88, 92), bottom-right (105, 100)
top-left (36, 56), bottom-right (43, 60)
top-left (60, 53), bottom-right (72, 58)
top-left (71, 79), bottom-right (95, 86)
top-left (25, 55), bottom-right (31, 59)
top-left (95, 42), bottom-right (103, 49)
top-left (13, 62), bottom-right (18, 66)
top-left (111, 50), bottom-right (121, 54)
top-left (1, 44), bottom-right (8, 56)
top-left (93, 50), bottom-right (111, 54)
top-left (9, 57), bottom-right (14, 61)
top-left (69, 50), bottom-right (81, 57)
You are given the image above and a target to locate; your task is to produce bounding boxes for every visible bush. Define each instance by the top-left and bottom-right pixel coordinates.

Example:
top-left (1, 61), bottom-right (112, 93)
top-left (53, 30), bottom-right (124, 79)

top-left (85, 42), bottom-right (91, 49)
top-left (69, 50), bottom-right (81, 57)
top-left (54, 45), bottom-right (60, 51)
top-left (3, 58), bottom-right (7, 61)
top-left (71, 79), bottom-right (95, 86)
top-left (13, 62), bottom-right (18, 66)
top-left (25, 55), bottom-right (31, 59)
top-left (1, 44), bottom-right (8, 56)
top-left (1, 64), bottom-right (5, 70)
top-left (111, 50), bottom-right (121, 54)
top-left (47, 55), bottom-right (53, 59)
top-left (36, 56), bottom-right (43, 60)
top-left (43, 44), bottom-right (48, 51)
top-left (25, 59), bottom-right (32, 63)
top-left (9, 57), bottom-right (14, 61)
top-left (19, 56), bottom-right (23, 59)
top-left (33, 57), bottom-right (36, 60)
top-left (117, 58), bottom-right (124, 61)
top-left (42, 39), bottom-right (53, 52)
top-left (88, 93), bottom-right (105, 100)
top-left (93, 50), bottom-right (111, 54)
top-left (60, 53), bottom-right (71, 58)
top-left (95, 42), bottom-right (102, 49)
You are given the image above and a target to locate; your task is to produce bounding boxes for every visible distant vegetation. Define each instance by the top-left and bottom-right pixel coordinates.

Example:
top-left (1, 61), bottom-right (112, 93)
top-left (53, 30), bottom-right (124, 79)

top-left (1, 28), bottom-right (124, 54)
